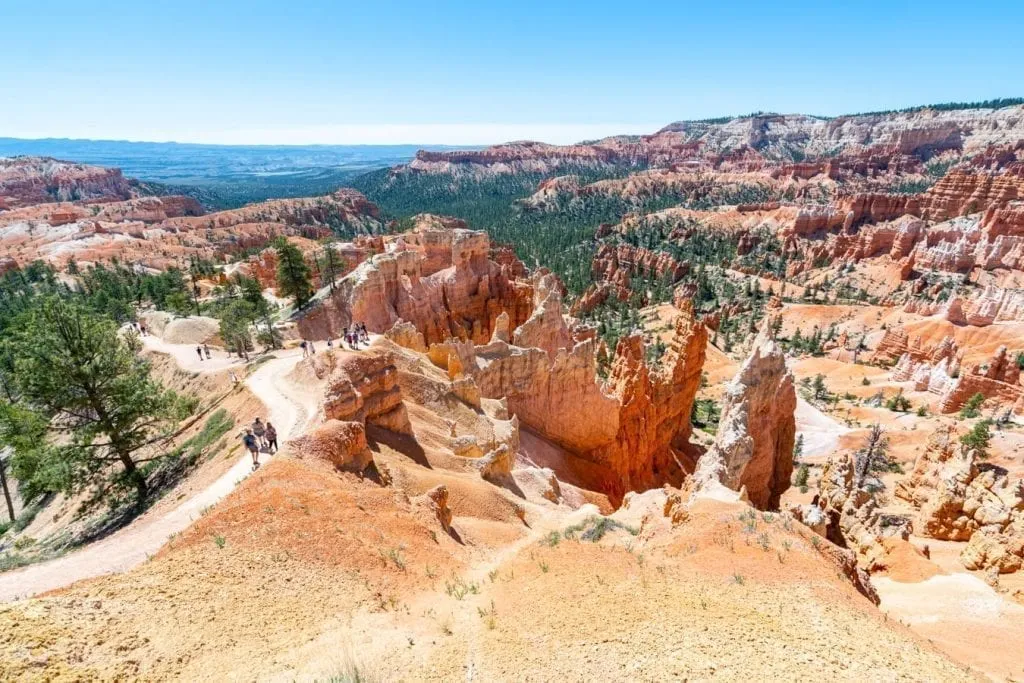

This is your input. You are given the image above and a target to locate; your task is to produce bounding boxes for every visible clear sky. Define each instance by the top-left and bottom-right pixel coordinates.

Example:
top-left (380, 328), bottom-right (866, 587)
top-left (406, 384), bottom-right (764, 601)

top-left (3, 0), bottom-right (1022, 145)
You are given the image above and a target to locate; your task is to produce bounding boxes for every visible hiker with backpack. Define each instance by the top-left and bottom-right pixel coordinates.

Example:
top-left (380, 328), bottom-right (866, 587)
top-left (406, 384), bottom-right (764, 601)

top-left (242, 429), bottom-right (260, 470)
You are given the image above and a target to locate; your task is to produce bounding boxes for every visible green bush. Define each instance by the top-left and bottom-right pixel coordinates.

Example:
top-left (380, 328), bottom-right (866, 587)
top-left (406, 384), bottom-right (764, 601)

top-left (960, 419), bottom-right (992, 458)
top-left (959, 393), bottom-right (985, 419)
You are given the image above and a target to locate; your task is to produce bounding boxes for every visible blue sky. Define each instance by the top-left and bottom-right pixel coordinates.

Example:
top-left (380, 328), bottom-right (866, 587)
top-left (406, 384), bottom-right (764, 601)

top-left (2, 0), bottom-right (1022, 144)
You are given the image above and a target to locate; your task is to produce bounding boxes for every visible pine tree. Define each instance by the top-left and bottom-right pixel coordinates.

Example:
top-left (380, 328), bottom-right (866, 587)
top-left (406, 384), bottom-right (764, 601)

top-left (238, 276), bottom-right (279, 350)
top-left (318, 240), bottom-right (347, 294)
top-left (2, 297), bottom-right (187, 504)
top-left (275, 238), bottom-right (314, 309)
top-left (854, 424), bottom-right (896, 489)
top-left (219, 299), bottom-right (256, 360)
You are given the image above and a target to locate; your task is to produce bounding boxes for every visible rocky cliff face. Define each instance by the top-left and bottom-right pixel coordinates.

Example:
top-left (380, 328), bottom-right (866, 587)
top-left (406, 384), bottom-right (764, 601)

top-left (693, 340), bottom-right (796, 510)
top-left (297, 216), bottom-right (533, 344)
top-left (937, 345), bottom-right (1024, 414)
top-left (0, 156), bottom-right (136, 208)
top-left (895, 427), bottom-right (1024, 573)
top-left (577, 243), bottom-right (687, 307)
top-left (311, 349), bottom-right (412, 435)
top-left (813, 453), bottom-right (908, 572)
top-left (0, 182), bottom-right (382, 271)
top-left (428, 300), bottom-right (706, 499)
top-left (405, 106), bottom-right (1024, 178)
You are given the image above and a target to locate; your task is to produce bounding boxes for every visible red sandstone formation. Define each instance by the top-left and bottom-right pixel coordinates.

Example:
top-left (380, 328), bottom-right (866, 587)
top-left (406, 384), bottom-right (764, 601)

top-left (297, 216), bottom-right (533, 345)
top-left (937, 345), bottom-right (1024, 414)
top-left (0, 181), bottom-right (383, 271)
top-left (429, 301), bottom-right (707, 499)
top-left (287, 419), bottom-right (372, 473)
top-left (311, 348), bottom-right (412, 436)
top-left (407, 106), bottom-right (1024, 179)
top-left (585, 243), bottom-right (687, 305)
top-left (0, 157), bottom-right (136, 209)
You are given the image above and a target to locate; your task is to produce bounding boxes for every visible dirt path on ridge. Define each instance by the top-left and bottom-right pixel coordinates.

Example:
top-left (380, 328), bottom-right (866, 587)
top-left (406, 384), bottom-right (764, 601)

top-left (0, 343), bottom-right (313, 602)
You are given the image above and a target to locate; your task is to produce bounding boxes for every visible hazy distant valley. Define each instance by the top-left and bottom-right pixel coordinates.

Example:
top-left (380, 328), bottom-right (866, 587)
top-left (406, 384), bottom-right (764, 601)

top-left (0, 138), bottom-right (471, 209)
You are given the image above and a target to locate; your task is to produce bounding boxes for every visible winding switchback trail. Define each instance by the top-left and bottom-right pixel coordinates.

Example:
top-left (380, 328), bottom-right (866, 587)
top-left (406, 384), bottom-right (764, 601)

top-left (0, 342), bottom-right (313, 602)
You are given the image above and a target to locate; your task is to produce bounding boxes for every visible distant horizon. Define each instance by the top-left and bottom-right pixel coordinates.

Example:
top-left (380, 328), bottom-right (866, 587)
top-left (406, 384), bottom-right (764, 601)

top-left (4, 95), bottom-right (1023, 149)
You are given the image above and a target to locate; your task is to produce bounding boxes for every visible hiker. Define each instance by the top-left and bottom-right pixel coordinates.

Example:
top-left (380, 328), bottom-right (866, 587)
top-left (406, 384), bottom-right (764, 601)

top-left (139, 322), bottom-right (147, 336)
top-left (229, 370), bottom-right (239, 385)
top-left (326, 337), bottom-right (333, 349)
top-left (300, 340), bottom-right (308, 358)
top-left (252, 417), bottom-right (266, 448)
top-left (196, 346), bottom-right (204, 361)
top-left (265, 422), bottom-right (278, 454)
top-left (309, 340), bottom-right (316, 355)
top-left (243, 429), bottom-right (260, 469)
top-left (203, 343), bottom-right (211, 359)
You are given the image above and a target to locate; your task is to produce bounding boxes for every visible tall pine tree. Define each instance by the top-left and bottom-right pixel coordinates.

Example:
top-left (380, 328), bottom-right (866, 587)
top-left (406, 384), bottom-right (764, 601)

top-left (274, 238), bottom-right (314, 309)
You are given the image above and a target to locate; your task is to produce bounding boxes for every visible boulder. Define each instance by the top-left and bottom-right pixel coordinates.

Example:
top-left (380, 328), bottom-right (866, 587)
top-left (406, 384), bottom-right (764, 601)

top-left (162, 316), bottom-right (221, 345)
top-left (897, 427), bottom-right (1024, 546)
top-left (478, 444), bottom-right (514, 482)
top-left (288, 420), bottom-right (372, 473)
top-left (961, 531), bottom-right (1024, 574)
top-left (321, 350), bottom-right (412, 435)
top-left (384, 319), bottom-right (427, 352)
top-left (414, 485), bottom-right (453, 533)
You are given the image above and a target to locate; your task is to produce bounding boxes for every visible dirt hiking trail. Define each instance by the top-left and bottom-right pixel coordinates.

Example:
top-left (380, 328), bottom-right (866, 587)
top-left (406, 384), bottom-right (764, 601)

top-left (0, 342), bottom-right (314, 602)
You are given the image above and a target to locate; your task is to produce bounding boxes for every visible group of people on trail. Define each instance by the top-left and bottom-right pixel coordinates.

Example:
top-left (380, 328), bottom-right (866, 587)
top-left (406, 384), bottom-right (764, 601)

top-left (131, 321), bottom-right (149, 336)
top-left (343, 323), bottom-right (369, 349)
top-left (195, 343), bottom-right (212, 361)
top-left (299, 323), bottom-right (370, 358)
top-left (241, 416), bottom-right (278, 470)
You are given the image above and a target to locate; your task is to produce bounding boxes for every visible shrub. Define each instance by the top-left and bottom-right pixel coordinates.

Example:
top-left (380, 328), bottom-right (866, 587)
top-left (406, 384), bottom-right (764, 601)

top-left (959, 393), bottom-right (985, 419)
top-left (961, 419), bottom-right (992, 458)
top-left (885, 391), bottom-right (911, 412)
top-left (794, 464), bottom-right (810, 488)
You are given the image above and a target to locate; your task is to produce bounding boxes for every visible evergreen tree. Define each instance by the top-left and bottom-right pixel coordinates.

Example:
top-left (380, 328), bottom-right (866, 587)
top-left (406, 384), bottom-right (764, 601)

top-left (811, 374), bottom-right (828, 401)
top-left (960, 419), bottom-right (992, 458)
top-left (275, 238), bottom-right (314, 309)
top-left (854, 424), bottom-right (897, 490)
top-left (238, 276), bottom-right (279, 350)
top-left (1, 297), bottom-right (187, 504)
top-left (218, 299), bottom-right (256, 360)
top-left (318, 240), bottom-right (347, 294)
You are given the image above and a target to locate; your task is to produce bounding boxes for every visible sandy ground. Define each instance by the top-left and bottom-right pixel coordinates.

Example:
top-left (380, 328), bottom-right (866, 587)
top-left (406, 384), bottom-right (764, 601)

top-left (0, 342), bottom-right (310, 602)
top-left (876, 574), bottom-right (1024, 681)
top-left (795, 397), bottom-right (851, 461)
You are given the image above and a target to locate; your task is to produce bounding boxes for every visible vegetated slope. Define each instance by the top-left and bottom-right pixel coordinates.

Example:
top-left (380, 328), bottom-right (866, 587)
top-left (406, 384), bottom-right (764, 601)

top-left (352, 102), bottom-right (1024, 358)
top-left (0, 159), bottom-right (385, 271)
